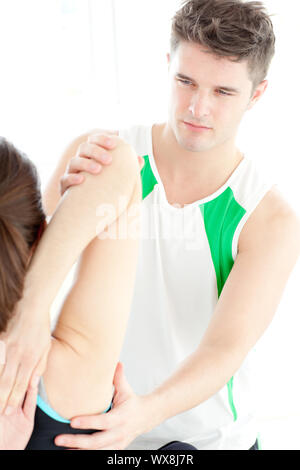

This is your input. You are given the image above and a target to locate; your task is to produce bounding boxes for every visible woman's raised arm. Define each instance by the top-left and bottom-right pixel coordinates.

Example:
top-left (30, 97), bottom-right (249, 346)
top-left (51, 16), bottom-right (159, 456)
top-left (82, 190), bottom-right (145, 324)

top-left (0, 136), bottom-right (140, 415)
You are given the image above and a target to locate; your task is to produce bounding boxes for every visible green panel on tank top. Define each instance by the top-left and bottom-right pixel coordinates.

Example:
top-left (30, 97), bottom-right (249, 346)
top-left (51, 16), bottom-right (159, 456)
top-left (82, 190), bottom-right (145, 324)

top-left (140, 155), bottom-right (158, 200)
top-left (199, 186), bottom-right (246, 296)
top-left (199, 186), bottom-right (246, 422)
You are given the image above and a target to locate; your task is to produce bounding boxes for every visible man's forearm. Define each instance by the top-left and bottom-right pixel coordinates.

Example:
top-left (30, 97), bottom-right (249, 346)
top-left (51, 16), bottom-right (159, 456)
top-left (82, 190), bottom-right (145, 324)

top-left (143, 344), bottom-right (243, 432)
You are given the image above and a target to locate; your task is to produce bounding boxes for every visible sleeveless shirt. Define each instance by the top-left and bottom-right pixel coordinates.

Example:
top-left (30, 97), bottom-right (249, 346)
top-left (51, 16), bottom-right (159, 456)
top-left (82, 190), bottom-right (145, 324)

top-left (118, 124), bottom-right (274, 450)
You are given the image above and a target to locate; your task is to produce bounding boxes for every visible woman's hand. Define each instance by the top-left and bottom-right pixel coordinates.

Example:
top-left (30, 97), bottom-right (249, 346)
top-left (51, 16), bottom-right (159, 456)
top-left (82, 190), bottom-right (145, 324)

top-left (0, 382), bottom-right (38, 450)
top-left (60, 134), bottom-right (144, 196)
top-left (0, 300), bottom-right (51, 415)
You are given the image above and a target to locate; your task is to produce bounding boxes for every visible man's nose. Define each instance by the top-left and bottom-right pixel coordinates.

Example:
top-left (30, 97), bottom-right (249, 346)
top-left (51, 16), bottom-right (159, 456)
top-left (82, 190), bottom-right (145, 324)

top-left (188, 91), bottom-right (211, 118)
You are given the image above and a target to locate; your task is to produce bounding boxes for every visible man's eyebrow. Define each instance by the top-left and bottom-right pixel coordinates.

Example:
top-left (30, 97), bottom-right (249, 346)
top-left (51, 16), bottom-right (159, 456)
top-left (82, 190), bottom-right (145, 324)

top-left (176, 73), bottom-right (240, 93)
top-left (217, 86), bottom-right (240, 93)
top-left (176, 73), bottom-right (196, 82)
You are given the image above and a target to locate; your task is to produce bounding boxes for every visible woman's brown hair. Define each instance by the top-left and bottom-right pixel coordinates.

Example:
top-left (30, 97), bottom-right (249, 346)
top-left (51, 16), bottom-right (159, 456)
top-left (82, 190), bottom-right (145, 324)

top-left (170, 0), bottom-right (276, 90)
top-left (0, 138), bottom-right (46, 333)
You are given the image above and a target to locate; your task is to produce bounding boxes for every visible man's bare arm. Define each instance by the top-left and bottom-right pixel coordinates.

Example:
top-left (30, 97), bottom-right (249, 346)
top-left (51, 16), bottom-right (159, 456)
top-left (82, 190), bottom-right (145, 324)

top-left (42, 129), bottom-right (119, 217)
top-left (145, 188), bottom-right (300, 428)
top-left (55, 187), bottom-right (300, 451)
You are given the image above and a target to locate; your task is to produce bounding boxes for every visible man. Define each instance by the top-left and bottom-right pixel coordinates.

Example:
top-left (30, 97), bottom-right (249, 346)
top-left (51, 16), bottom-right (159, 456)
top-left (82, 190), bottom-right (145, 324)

top-left (1, 0), bottom-right (300, 450)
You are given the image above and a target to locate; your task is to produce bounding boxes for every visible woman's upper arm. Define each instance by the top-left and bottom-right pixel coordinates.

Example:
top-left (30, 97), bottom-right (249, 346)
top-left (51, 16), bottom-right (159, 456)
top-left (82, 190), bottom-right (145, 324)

top-left (42, 222), bottom-right (139, 418)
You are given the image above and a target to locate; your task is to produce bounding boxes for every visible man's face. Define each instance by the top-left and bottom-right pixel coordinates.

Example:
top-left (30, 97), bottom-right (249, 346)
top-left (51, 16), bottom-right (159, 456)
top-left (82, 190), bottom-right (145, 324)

top-left (167, 41), bottom-right (263, 153)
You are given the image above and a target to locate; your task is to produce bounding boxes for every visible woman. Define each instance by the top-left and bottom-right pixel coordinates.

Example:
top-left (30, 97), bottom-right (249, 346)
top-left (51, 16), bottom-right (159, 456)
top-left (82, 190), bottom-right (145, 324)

top-left (0, 382), bottom-right (38, 450)
top-left (0, 135), bottom-right (142, 449)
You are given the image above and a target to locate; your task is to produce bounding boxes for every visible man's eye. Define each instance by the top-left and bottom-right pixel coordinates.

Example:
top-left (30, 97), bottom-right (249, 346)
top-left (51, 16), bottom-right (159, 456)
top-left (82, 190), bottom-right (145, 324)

top-left (177, 79), bottom-right (192, 86)
top-left (217, 89), bottom-right (231, 96)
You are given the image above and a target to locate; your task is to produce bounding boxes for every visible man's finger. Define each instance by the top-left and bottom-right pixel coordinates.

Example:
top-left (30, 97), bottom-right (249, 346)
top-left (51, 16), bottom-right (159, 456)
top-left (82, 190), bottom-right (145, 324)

top-left (138, 156), bottom-right (145, 169)
top-left (76, 143), bottom-right (113, 165)
top-left (70, 411), bottom-right (111, 431)
top-left (88, 134), bottom-right (117, 150)
top-left (67, 156), bottom-right (103, 175)
top-left (60, 174), bottom-right (85, 196)
top-left (54, 432), bottom-right (105, 450)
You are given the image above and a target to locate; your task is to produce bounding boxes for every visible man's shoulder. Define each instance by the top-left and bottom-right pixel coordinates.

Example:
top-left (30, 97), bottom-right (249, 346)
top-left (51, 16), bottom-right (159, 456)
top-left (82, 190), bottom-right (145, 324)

top-left (238, 185), bottom-right (300, 254)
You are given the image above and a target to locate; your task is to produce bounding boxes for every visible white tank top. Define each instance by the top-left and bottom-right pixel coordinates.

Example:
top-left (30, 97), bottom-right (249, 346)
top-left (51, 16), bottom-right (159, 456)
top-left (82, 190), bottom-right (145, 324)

top-left (119, 124), bottom-right (274, 450)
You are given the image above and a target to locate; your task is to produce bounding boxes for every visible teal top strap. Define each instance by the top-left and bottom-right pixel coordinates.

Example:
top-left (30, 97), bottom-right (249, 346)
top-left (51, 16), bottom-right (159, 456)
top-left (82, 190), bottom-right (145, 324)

top-left (37, 395), bottom-right (112, 424)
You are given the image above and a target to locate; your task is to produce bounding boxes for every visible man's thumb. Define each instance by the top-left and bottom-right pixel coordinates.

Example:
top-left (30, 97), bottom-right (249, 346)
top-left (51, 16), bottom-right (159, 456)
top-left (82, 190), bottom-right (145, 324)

top-left (113, 362), bottom-right (131, 393)
top-left (138, 156), bottom-right (145, 169)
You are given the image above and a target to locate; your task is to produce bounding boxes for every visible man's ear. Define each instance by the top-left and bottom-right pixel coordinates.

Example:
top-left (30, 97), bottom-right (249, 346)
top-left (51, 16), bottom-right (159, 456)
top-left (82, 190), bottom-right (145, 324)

top-left (247, 80), bottom-right (269, 110)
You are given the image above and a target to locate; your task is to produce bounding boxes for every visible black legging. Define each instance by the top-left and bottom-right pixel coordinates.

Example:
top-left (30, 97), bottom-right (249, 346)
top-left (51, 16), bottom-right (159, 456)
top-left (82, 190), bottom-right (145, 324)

top-left (26, 405), bottom-right (259, 451)
top-left (26, 406), bottom-right (98, 450)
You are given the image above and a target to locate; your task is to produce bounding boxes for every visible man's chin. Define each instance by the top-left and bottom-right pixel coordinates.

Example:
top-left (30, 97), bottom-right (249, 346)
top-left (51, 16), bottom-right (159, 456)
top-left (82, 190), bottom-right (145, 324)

top-left (177, 136), bottom-right (213, 153)
top-left (173, 125), bottom-right (213, 152)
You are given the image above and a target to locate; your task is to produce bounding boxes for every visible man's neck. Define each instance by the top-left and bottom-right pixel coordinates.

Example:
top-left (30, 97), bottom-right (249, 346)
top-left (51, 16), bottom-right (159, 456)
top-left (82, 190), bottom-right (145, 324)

top-left (152, 122), bottom-right (243, 205)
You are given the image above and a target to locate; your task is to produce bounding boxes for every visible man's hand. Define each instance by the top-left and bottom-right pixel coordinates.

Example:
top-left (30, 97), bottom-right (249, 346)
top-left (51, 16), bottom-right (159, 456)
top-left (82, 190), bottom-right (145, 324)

top-left (0, 381), bottom-right (38, 450)
top-left (0, 301), bottom-right (51, 415)
top-left (54, 363), bottom-right (157, 450)
top-left (60, 134), bottom-right (144, 196)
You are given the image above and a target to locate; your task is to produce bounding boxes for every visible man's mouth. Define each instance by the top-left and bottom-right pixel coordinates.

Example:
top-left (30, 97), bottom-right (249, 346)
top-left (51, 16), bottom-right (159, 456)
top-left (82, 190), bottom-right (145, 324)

top-left (183, 121), bottom-right (212, 131)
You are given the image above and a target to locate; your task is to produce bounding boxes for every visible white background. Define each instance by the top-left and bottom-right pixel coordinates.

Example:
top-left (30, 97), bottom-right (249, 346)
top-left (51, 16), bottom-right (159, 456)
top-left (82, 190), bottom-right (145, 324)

top-left (0, 0), bottom-right (299, 450)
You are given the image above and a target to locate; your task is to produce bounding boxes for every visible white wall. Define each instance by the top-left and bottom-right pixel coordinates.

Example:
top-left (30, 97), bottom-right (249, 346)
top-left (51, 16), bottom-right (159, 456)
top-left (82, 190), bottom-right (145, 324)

top-left (0, 0), bottom-right (299, 450)
top-left (238, 0), bottom-right (300, 450)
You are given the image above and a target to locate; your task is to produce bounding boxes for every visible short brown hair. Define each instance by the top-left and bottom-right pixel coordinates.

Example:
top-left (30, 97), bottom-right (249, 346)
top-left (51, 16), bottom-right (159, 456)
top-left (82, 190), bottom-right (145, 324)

top-left (0, 138), bottom-right (46, 333)
top-left (170, 0), bottom-right (276, 89)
